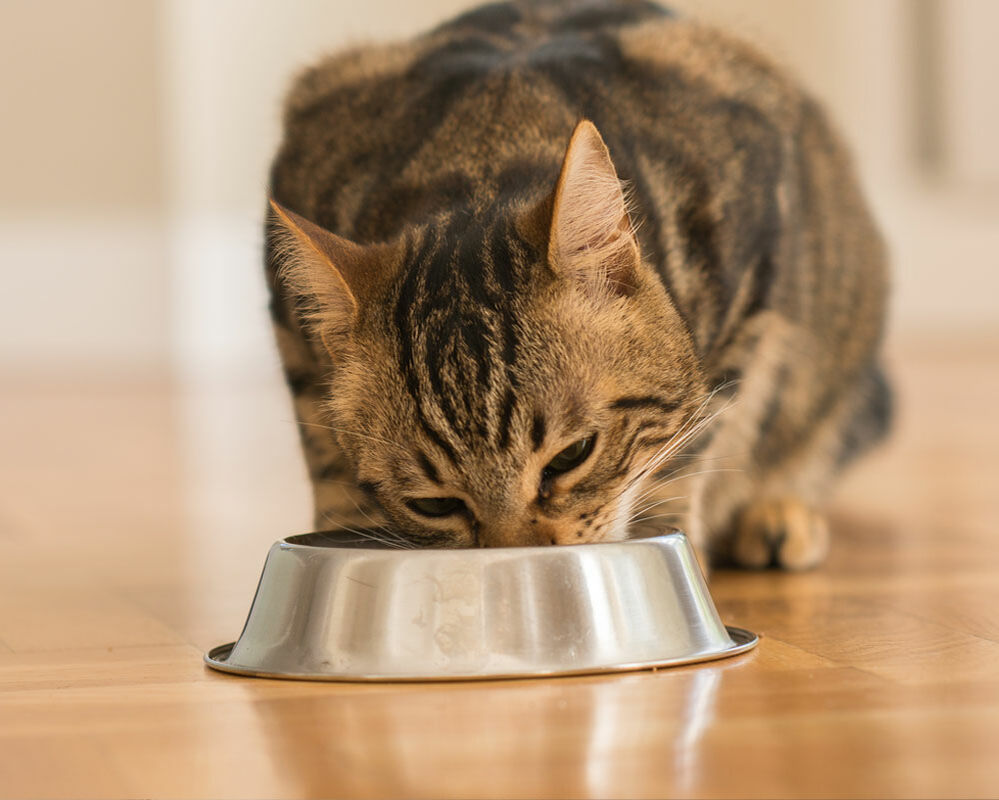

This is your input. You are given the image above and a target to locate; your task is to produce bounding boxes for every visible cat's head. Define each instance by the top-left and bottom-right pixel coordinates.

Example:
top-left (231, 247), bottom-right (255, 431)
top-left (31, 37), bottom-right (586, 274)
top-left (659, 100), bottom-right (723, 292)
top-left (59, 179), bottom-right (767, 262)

top-left (272, 121), bottom-right (706, 547)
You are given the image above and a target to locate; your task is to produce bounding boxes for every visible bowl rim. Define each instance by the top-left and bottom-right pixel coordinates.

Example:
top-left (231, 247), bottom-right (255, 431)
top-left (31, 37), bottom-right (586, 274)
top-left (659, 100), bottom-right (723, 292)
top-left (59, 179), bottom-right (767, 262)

top-left (278, 527), bottom-right (684, 554)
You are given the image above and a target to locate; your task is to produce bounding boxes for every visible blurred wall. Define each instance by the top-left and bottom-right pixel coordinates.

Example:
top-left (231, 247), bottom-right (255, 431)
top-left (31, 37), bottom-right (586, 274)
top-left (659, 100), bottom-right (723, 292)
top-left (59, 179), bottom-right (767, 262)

top-left (0, 0), bottom-right (168, 373)
top-left (672, 0), bottom-right (999, 340)
top-left (158, 0), bottom-right (472, 378)
top-left (1, 0), bottom-right (996, 378)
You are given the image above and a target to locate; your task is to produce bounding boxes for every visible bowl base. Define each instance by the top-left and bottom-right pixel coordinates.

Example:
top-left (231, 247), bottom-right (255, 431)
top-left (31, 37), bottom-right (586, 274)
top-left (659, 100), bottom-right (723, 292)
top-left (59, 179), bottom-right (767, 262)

top-left (204, 625), bottom-right (758, 683)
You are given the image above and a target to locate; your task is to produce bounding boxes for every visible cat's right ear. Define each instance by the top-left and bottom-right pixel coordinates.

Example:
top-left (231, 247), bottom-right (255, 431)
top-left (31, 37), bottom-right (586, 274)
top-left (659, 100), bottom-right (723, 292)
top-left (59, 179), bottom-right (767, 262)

top-left (546, 120), bottom-right (641, 300)
top-left (268, 199), bottom-right (389, 357)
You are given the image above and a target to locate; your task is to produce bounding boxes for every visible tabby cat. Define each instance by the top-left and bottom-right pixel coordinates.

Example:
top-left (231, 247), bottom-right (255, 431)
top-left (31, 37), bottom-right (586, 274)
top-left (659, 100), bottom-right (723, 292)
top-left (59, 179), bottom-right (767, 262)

top-left (265, 0), bottom-right (891, 569)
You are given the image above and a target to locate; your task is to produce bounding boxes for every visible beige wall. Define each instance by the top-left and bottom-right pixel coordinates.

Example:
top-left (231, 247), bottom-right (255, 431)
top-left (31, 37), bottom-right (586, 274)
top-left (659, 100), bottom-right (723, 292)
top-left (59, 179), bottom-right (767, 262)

top-left (157, 0), bottom-right (473, 377)
top-left (0, 0), bottom-right (168, 372)
top-left (673, 0), bottom-right (999, 335)
top-left (1, 0), bottom-right (996, 376)
top-left (671, 0), bottom-right (913, 184)
top-left (0, 0), bottom-right (164, 216)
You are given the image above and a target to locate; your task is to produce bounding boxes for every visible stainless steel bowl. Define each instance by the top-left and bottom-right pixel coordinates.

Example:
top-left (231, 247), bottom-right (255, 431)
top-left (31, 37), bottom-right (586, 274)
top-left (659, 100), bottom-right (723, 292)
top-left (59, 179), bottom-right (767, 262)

top-left (205, 530), bottom-right (756, 681)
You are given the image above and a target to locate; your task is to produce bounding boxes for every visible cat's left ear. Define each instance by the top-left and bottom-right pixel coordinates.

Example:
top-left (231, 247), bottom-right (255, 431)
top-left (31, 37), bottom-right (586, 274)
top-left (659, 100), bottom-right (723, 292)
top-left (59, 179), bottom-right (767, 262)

top-left (269, 199), bottom-right (396, 357)
top-left (548, 120), bottom-right (640, 298)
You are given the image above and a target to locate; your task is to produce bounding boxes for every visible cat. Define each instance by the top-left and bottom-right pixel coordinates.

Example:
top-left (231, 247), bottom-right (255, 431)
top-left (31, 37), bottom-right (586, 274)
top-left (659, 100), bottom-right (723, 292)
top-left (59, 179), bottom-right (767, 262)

top-left (264, 0), bottom-right (891, 569)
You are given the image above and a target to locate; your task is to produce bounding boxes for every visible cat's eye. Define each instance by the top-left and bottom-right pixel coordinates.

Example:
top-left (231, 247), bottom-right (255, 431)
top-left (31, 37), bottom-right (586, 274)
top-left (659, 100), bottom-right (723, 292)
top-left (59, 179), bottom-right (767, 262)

top-left (406, 496), bottom-right (466, 517)
top-left (544, 435), bottom-right (596, 476)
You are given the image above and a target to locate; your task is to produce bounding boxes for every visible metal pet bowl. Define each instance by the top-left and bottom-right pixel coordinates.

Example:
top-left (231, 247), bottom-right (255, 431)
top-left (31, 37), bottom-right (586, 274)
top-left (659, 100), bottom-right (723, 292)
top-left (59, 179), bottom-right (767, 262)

top-left (205, 530), bottom-right (757, 681)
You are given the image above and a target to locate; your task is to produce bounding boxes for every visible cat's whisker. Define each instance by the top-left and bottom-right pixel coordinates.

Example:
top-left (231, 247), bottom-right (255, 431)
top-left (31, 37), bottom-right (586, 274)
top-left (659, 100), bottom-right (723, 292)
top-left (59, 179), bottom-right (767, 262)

top-left (630, 467), bottom-right (743, 514)
top-left (627, 502), bottom-right (685, 528)
top-left (627, 396), bottom-right (732, 490)
top-left (629, 493), bottom-right (686, 518)
top-left (626, 398), bottom-right (714, 483)
top-left (317, 482), bottom-right (403, 535)
top-left (626, 493), bottom-right (689, 534)
top-left (319, 508), bottom-right (376, 536)
top-left (630, 511), bottom-right (688, 525)
top-left (648, 387), bottom-right (730, 460)
top-left (637, 463), bottom-right (743, 499)
top-left (320, 508), bottom-right (416, 550)
top-left (371, 523), bottom-right (419, 549)
top-left (337, 485), bottom-right (393, 531)
top-left (660, 450), bottom-right (746, 461)
top-left (314, 481), bottom-right (392, 529)
top-left (316, 483), bottom-right (422, 550)
top-left (294, 420), bottom-right (405, 452)
top-left (605, 422), bottom-right (693, 508)
top-left (643, 466), bottom-right (744, 495)
top-left (660, 393), bottom-right (738, 460)
top-left (614, 393), bottom-right (739, 520)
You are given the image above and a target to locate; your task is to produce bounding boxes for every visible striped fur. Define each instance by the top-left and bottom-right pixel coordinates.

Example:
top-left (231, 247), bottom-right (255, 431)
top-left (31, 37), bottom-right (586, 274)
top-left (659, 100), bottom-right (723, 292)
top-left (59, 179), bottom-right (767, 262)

top-left (265, 0), bottom-right (891, 566)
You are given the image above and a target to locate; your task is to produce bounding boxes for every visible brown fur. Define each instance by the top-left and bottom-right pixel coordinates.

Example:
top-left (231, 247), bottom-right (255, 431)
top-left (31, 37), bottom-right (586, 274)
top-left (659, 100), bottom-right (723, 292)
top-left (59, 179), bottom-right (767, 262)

top-left (264, 1), bottom-right (891, 568)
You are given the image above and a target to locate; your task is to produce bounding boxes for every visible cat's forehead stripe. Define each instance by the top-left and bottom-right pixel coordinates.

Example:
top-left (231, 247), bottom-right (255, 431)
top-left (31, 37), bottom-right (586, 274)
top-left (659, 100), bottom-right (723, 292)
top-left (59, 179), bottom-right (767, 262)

top-left (609, 395), bottom-right (682, 414)
top-left (416, 450), bottom-right (442, 485)
top-left (392, 229), bottom-right (463, 464)
top-left (530, 412), bottom-right (546, 451)
top-left (495, 388), bottom-right (517, 451)
top-left (392, 216), bottom-right (536, 459)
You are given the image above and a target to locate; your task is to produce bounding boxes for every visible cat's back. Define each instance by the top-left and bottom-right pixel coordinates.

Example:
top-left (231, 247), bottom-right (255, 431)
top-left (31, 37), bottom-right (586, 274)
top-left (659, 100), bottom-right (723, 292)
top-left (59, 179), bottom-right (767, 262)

top-left (270, 0), bottom-right (803, 243)
top-left (283, 1), bottom-right (677, 123)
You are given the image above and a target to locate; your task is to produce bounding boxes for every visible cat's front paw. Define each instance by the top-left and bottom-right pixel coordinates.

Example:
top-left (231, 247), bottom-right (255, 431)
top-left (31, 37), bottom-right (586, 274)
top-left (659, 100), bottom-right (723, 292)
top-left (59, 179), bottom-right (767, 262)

top-left (731, 498), bottom-right (829, 570)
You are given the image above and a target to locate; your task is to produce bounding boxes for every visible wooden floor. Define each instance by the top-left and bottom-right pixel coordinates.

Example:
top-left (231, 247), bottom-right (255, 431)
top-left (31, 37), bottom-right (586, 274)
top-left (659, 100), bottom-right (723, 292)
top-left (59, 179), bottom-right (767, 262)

top-left (2, 335), bottom-right (998, 799)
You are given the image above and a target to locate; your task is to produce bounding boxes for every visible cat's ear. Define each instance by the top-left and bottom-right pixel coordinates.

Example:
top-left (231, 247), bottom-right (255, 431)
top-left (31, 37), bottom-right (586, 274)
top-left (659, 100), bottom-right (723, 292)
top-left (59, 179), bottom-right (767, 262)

top-left (269, 199), bottom-right (391, 357)
top-left (548, 120), bottom-right (640, 298)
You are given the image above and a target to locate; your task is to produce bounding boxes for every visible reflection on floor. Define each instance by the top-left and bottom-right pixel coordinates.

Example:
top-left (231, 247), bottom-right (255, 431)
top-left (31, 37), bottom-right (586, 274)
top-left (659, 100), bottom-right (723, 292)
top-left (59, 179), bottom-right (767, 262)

top-left (1, 335), bottom-right (998, 798)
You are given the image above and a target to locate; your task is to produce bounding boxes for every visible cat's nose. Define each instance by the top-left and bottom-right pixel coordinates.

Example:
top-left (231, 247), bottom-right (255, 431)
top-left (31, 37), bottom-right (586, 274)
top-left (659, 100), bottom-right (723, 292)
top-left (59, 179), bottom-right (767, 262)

top-left (477, 519), bottom-right (559, 548)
